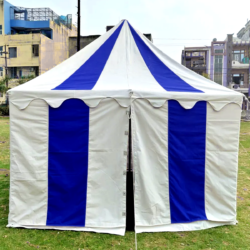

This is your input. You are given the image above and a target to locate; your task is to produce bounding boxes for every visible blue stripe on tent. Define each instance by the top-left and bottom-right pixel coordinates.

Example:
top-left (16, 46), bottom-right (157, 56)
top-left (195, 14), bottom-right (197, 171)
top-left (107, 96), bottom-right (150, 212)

top-left (168, 100), bottom-right (207, 223)
top-left (53, 21), bottom-right (124, 90)
top-left (128, 23), bottom-right (203, 93)
top-left (47, 99), bottom-right (89, 227)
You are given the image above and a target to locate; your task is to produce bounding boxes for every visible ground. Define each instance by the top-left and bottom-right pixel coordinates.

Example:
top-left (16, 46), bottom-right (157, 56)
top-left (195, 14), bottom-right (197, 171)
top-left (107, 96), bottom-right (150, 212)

top-left (0, 117), bottom-right (250, 250)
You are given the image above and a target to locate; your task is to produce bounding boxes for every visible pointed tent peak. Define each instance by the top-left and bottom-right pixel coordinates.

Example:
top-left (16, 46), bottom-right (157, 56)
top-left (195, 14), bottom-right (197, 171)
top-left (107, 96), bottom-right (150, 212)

top-left (8, 18), bottom-right (243, 111)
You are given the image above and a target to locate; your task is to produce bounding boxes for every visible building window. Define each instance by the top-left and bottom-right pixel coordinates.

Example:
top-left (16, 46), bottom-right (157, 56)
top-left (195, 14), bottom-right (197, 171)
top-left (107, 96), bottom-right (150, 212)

top-left (214, 55), bottom-right (223, 85)
top-left (35, 67), bottom-right (39, 76)
top-left (32, 45), bottom-right (39, 57)
top-left (9, 47), bottom-right (17, 58)
top-left (0, 67), bottom-right (3, 77)
top-left (192, 52), bottom-right (199, 56)
top-left (233, 50), bottom-right (245, 63)
top-left (0, 25), bottom-right (2, 35)
top-left (215, 49), bottom-right (223, 54)
top-left (10, 67), bottom-right (17, 78)
top-left (0, 46), bottom-right (3, 56)
top-left (232, 74), bottom-right (244, 85)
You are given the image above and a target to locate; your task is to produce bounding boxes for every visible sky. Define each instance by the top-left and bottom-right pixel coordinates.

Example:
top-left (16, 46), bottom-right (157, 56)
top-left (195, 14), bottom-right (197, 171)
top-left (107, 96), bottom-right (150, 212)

top-left (7, 0), bottom-right (250, 63)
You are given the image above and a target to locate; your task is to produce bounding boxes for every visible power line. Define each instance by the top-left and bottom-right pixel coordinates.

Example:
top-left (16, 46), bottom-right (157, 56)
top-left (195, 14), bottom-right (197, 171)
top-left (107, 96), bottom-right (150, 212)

top-left (154, 38), bottom-right (212, 40)
top-left (155, 44), bottom-right (210, 47)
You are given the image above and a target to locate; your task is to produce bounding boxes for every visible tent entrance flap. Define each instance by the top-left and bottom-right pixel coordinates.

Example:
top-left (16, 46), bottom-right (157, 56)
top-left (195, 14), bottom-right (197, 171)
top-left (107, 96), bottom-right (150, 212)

top-left (126, 117), bottom-right (135, 231)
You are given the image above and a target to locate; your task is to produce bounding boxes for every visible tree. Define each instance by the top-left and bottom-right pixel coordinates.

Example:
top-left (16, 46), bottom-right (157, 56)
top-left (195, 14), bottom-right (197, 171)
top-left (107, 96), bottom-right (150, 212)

top-left (0, 76), bottom-right (11, 98)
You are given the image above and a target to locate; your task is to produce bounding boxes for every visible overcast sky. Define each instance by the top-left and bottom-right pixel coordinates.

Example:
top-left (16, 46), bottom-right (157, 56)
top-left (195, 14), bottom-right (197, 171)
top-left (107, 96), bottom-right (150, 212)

top-left (8, 0), bottom-right (250, 63)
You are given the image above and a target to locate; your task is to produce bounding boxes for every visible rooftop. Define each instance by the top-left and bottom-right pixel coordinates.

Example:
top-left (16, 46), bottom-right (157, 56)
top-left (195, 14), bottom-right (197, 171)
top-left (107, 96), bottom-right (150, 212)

top-left (10, 6), bottom-right (72, 29)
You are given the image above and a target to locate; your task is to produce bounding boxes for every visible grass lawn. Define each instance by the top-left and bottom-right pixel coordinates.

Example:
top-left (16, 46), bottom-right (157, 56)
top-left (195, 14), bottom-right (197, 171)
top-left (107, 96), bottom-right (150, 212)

top-left (0, 116), bottom-right (250, 249)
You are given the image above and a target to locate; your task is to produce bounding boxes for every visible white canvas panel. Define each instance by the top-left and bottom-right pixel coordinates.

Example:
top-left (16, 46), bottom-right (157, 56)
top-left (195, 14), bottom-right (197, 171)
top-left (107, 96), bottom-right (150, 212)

top-left (8, 100), bottom-right (48, 226)
top-left (94, 22), bottom-right (162, 91)
top-left (85, 99), bottom-right (128, 233)
top-left (93, 22), bottom-right (128, 89)
top-left (132, 99), bottom-right (170, 227)
top-left (126, 24), bottom-right (164, 91)
top-left (205, 103), bottom-right (241, 221)
top-left (136, 220), bottom-right (237, 233)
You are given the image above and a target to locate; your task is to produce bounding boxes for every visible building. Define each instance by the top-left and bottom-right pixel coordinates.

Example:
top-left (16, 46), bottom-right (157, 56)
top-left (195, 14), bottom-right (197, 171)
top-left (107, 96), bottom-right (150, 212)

top-left (69, 25), bottom-right (153, 58)
top-left (181, 20), bottom-right (250, 100)
top-left (0, 0), bottom-right (77, 103)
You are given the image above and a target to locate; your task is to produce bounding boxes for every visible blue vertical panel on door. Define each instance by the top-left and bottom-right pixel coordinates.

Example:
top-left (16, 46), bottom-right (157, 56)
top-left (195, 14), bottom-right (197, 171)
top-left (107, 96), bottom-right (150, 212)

top-left (168, 100), bottom-right (207, 223)
top-left (47, 99), bottom-right (89, 226)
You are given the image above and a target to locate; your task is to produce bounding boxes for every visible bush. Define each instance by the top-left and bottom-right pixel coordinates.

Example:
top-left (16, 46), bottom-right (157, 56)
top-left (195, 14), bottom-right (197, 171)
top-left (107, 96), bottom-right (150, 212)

top-left (18, 75), bottom-right (36, 85)
top-left (0, 105), bottom-right (9, 116)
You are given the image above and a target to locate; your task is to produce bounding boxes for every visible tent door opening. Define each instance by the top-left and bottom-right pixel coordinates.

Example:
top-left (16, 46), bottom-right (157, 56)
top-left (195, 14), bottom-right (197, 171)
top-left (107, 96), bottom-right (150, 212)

top-left (126, 117), bottom-right (135, 231)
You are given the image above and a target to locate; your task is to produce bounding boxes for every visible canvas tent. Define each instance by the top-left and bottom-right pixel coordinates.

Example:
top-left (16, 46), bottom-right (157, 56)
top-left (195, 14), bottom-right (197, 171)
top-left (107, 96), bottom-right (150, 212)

top-left (7, 20), bottom-right (243, 236)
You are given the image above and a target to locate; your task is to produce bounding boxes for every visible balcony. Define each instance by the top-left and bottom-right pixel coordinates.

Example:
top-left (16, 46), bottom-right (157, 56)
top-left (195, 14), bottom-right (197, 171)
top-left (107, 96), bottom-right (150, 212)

top-left (186, 59), bottom-right (206, 71)
top-left (232, 60), bottom-right (249, 69)
top-left (10, 20), bottom-right (51, 30)
top-left (230, 82), bottom-right (249, 94)
top-left (187, 65), bottom-right (206, 70)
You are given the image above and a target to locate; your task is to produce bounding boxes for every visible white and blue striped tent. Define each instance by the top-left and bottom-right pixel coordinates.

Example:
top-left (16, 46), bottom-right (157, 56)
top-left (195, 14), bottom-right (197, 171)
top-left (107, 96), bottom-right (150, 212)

top-left (8, 20), bottom-right (243, 236)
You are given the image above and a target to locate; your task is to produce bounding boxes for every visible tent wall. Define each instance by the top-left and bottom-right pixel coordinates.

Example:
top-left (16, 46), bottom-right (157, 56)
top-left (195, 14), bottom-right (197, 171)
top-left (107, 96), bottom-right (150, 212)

top-left (8, 99), bottom-right (129, 236)
top-left (9, 100), bottom-right (49, 226)
top-left (132, 99), bottom-right (241, 233)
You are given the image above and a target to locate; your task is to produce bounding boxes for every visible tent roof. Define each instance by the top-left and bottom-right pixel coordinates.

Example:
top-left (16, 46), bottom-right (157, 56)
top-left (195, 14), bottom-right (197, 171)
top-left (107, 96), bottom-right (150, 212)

top-left (9, 20), bottom-right (243, 110)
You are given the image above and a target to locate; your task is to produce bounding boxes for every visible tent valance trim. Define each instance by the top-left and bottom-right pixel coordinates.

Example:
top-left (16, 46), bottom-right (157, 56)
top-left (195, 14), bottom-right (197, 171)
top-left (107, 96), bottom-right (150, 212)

top-left (9, 95), bottom-right (243, 112)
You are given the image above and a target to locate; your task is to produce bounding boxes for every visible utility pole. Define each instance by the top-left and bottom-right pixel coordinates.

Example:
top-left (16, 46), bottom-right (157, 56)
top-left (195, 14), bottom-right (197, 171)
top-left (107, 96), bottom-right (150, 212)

top-left (77, 0), bottom-right (81, 52)
top-left (4, 45), bottom-right (8, 88)
top-left (0, 45), bottom-right (8, 87)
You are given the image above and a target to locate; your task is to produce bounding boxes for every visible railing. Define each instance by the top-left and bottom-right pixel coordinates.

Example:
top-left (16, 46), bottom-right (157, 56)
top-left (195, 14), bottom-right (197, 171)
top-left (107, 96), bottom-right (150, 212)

top-left (186, 64), bottom-right (206, 70)
top-left (232, 57), bottom-right (249, 64)
top-left (10, 6), bottom-right (72, 29)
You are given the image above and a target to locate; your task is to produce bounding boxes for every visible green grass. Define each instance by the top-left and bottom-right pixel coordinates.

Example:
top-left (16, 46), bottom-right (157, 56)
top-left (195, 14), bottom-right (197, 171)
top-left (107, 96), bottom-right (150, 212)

top-left (0, 117), bottom-right (9, 171)
top-left (0, 117), bottom-right (250, 249)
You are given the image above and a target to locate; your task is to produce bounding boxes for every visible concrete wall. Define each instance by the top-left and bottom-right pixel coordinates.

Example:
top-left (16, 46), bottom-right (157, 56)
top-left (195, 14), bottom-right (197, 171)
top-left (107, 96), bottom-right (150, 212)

top-left (4, 0), bottom-right (13, 35)
top-left (40, 21), bottom-right (77, 74)
top-left (0, 33), bottom-right (40, 70)
top-left (68, 35), bottom-right (100, 58)
top-left (10, 20), bottom-right (50, 29)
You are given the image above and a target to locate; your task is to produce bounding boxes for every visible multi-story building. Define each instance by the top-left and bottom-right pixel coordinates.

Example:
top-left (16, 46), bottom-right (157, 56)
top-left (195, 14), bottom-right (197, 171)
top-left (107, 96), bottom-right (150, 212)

top-left (0, 0), bottom-right (77, 102)
top-left (69, 25), bottom-right (153, 58)
top-left (182, 20), bottom-right (250, 100)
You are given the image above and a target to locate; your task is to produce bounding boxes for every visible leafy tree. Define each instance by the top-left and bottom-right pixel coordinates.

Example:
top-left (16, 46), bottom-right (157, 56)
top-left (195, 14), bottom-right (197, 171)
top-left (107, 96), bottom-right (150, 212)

top-left (0, 76), bottom-right (11, 105)
top-left (0, 76), bottom-right (11, 94)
